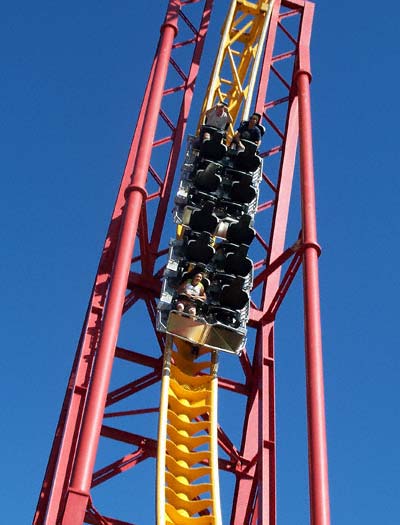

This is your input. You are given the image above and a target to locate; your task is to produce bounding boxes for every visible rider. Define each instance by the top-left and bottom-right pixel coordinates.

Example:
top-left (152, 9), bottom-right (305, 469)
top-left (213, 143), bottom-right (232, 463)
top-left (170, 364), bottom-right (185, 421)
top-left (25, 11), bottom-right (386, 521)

top-left (200, 101), bottom-right (232, 143)
top-left (231, 112), bottom-right (262, 152)
top-left (176, 272), bottom-right (207, 316)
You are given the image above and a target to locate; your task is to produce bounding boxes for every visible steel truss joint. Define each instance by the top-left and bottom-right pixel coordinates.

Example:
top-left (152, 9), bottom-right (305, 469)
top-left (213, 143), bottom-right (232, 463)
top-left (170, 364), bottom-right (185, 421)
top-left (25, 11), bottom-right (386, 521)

top-left (294, 68), bottom-right (312, 84)
top-left (124, 184), bottom-right (148, 201)
top-left (302, 240), bottom-right (321, 257)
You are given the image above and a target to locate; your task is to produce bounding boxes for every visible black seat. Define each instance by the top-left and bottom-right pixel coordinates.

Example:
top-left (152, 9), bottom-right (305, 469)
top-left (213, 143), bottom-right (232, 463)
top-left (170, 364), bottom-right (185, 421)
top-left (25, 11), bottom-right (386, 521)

top-left (220, 278), bottom-right (249, 310)
top-left (212, 241), bottom-right (242, 271)
top-left (224, 245), bottom-right (252, 277)
top-left (211, 243), bottom-right (227, 271)
top-left (217, 199), bottom-right (245, 219)
top-left (187, 188), bottom-right (218, 208)
top-left (233, 139), bottom-right (261, 172)
top-left (206, 305), bottom-right (240, 328)
top-left (198, 159), bottom-right (222, 173)
top-left (213, 241), bottom-right (239, 272)
top-left (199, 127), bottom-right (227, 161)
top-left (226, 214), bottom-right (255, 246)
top-left (238, 172), bottom-right (253, 186)
top-left (189, 201), bottom-right (218, 234)
top-left (230, 180), bottom-right (256, 204)
top-left (214, 269), bottom-right (245, 283)
top-left (201, 125), bottom-right (226, 140)
top-left (194, 166), bottom-right (222, 193)
top-left (186, 232), bottom-right (215, 263)
top-left (257, 123), bottom-right (266, 136)
top-left (225, 168), bottom-right (252, 185)
top-left (234, 154), bottom-right (261, 172)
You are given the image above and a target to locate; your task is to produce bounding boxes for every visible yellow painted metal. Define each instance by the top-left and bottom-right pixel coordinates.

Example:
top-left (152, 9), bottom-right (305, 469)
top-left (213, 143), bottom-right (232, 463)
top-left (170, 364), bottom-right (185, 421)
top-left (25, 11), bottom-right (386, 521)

top-left (209, 351), bottom-right (222, 525)
top-left (158, 3), bottom-right (277, 524)
top-left (156, 337), bottom-right (221, 525)
top-left (157, 337), bottom-right (173, 525)
top-left (176, 223), bottom-right (185, 240)
top-left (197, 0), bottom-right (275, 139)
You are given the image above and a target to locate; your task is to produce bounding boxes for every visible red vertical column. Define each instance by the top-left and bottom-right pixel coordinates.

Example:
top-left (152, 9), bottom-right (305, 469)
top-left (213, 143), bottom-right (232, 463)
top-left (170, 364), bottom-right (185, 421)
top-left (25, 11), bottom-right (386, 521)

top-left (60, 3), bottom-right (180, 525)
top-left (297, 68), bottom-right (331, 525)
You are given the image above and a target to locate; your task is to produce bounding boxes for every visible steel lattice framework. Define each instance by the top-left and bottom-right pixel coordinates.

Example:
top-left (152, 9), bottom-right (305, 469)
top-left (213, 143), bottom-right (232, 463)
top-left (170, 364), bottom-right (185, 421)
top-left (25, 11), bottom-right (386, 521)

top-left (34, 1), bottom-right (330, 525)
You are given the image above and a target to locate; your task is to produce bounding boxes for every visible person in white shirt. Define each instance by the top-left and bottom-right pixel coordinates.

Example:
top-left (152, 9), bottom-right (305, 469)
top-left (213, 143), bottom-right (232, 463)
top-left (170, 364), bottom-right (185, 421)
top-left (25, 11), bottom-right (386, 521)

top-left (176, 272), bottom-right (206, 316)
top-left (201, 101), bottom-right (232, 143)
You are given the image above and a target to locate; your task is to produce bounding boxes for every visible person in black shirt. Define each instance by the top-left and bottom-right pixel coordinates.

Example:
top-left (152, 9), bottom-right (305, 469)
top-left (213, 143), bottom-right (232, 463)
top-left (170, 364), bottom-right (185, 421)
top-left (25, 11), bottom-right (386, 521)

top-left (231, 112), bottom-right (262, 152)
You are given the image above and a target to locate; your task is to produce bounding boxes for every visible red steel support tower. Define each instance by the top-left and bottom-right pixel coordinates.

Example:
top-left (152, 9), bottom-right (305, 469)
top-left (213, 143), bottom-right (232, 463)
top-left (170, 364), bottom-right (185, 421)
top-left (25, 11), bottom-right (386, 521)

top-left (34, 1), bottom-right (330, 524)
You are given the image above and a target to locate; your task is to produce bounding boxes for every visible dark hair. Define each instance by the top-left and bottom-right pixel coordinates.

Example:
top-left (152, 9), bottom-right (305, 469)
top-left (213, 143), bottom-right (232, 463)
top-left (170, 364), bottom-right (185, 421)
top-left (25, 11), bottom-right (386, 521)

top-left (251, 112), bottom-right (261, 123)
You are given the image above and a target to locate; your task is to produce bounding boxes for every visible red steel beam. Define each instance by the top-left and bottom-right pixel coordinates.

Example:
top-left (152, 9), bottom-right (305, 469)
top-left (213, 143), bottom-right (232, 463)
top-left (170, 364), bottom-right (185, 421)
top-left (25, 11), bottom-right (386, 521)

top-left (232, 2), bottom-right (331, 525)
top-left (60, 6), bottom-right (181, 524)
top-left (296, 3), bottom-right (331, 524)
top-left (232, 1), bottom-right (299, 522)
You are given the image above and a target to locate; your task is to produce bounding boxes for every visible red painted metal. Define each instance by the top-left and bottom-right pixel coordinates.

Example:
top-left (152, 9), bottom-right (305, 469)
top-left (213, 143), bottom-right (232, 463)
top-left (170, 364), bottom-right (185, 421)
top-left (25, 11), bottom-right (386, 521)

top-left (62, 7), bottom-right (180, 525)
top-left (296, 5), bottom-right (331, 524)
top-left (34, 1), bottom-right (331, 525)
top-left (231, 2), bottom-right (300, 522)
top-left (230, 2), bottom-right (330, 525)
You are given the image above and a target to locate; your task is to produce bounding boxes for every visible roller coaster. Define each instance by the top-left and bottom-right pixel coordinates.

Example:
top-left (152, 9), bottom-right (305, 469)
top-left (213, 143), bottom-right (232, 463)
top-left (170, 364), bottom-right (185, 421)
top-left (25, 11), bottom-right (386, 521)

top-left (34, 2), bottom-right (330, 525)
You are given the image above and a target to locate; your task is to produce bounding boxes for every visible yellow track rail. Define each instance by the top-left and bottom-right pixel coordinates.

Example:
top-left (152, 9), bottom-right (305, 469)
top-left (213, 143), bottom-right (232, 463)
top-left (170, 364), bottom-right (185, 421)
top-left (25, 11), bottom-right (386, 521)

top-left (157, 4), bottom-right (276, 524)
top-left (198, 0), bottom-right (275, 138)
top-left (157, 336), bottom-right (221, 525)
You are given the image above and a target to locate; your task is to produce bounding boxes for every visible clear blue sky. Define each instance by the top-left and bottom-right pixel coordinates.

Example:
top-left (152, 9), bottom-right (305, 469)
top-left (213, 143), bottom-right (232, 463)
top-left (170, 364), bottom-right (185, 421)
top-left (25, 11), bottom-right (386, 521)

top-left (2, 1), bottom-right (399, 524)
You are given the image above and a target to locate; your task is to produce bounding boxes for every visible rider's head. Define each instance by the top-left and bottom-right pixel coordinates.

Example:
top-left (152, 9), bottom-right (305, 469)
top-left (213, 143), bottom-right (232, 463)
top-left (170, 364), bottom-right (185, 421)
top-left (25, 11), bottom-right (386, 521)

top-left (249, 112), bottom-right (261, 126)
top-left (192, 273), bottom-right (203, 284)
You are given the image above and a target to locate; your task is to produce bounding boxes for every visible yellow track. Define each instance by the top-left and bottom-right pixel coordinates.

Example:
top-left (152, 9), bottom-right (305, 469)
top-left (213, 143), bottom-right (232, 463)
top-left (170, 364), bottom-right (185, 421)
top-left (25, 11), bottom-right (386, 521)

top-left (157, 3), bottom-right (275, 524)
top-left (157, 336), bottom-right (221, 525)
top-left (198, 0), bottom-right (275, 138)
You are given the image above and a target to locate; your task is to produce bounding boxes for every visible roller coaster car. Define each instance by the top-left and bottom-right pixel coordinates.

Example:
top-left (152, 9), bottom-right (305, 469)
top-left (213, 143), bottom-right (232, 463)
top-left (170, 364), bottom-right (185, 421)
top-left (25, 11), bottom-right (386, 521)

top-left (158, 246), bottom-right (252, 354)
top-left (157, 249), bottom-right (250, 354)
top-left (156, 133), bottom-right (262, 355)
